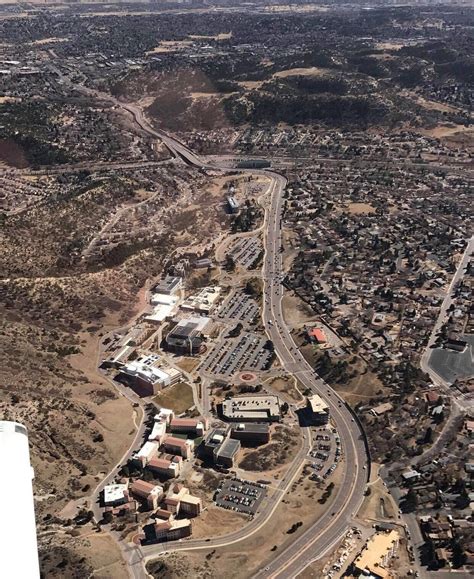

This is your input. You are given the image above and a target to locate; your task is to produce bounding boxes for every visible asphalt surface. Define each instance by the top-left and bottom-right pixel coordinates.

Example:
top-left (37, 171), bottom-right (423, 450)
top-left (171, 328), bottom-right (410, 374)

top-left (253, 174), bottom-right (368, 579)
top-left (77, 87), bottom-right (370, 578)
top-left (420, 236), bottom-right (474, 390)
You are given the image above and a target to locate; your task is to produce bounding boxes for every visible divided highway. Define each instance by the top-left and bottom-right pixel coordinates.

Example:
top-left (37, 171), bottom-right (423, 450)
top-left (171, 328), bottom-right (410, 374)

top-left (81, 87), bottom-right (370, 578)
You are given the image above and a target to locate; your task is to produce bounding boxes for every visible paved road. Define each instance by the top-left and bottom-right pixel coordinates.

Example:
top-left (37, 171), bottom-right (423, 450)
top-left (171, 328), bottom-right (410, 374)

top-left (253, 173), bottom-right (368, 579)
top-left (420, 236), bottom-right (474, 390)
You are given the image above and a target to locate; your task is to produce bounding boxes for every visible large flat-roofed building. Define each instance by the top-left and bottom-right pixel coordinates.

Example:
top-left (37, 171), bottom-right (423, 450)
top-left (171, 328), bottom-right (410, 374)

top-left (222, 395), bottom-right (281, 422)
top-left (153, 276), bottom-right (182, 296)
top-left (353, 530), bottom-right (399, 578)
top-left (215, 437), bottom-right (241, 468)
top-left (201, 427), bottom-right (241, 467)
top-left (181, 287), bottom-right (221, 314)
top-left (306, 394), bottom-right (330, 425)
top-left (103, 483), bottom-right (129, 507)
top-left (119, 354), bottom-right (182, 397)
top-left (230, 423), bottom-right (270, 445)
top-left (166, 316), bottom-right (210, 356)
top-left (169, 417), bottom-right (209, 437)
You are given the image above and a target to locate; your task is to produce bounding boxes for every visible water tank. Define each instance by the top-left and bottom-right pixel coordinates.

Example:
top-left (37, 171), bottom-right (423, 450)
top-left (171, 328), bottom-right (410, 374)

top-left (0, 421), bottom-right (40, 578)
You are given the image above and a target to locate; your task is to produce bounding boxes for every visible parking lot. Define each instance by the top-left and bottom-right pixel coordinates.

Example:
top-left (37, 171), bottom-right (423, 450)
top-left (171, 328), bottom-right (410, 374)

top-left (215, 478), bottom-right (267, 515)
top-left (217, 290), bottom-right (259, 326)
top-left (200, 331), bottom-right (273, 378)
top-left (308, 426), bottom-right (342, 482)
top-left (228, 236), bottom-right (262, 269)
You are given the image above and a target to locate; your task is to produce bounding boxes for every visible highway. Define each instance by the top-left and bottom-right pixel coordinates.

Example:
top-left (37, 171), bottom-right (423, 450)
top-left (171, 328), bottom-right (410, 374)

top-left (254, 172), bottom-right (368, 579)
top-left (75, 85), bottom-right (370, 578)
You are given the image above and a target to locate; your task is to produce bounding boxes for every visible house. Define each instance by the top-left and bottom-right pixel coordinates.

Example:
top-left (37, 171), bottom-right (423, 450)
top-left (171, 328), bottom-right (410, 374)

top-left (308, 327), bottom-right (327, 344)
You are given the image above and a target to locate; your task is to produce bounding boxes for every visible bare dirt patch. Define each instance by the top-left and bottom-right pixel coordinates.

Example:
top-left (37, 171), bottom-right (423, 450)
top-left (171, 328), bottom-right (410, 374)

top-left (347, 202), bottom-right (376, 215)
top-left (0, 137), bottom-right (29, 167)
top-left (273, 67), bottom-right (329, 78)
top-left (266, 376), bottom-right (303, 403)
top-left (152, 381), bottom-right (194, 414)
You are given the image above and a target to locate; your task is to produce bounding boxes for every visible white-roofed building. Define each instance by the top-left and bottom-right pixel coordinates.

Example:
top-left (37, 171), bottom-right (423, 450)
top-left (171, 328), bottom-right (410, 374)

top-left (133, 441), bottom-right (159, 467)
top-left (306, 394), bottom-right (330, 425)
top-left (119, 354), bottom-right (181, 397)
top-left (103, 483), bottom-right (129, 507)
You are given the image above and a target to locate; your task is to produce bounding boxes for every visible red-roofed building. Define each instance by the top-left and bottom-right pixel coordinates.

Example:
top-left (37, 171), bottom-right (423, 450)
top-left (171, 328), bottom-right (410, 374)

top-left (308, 328), bottom-right (327, 344)
top-left (130, 479), bottom-right (164, 510)
top-left (425, 391), bottom-right (441, 406)
top-left (169, 417), bottom-right (208, 437)
top-left (147, 456), bottom-right (182, 478)
top-left (161, 436), bottom-right (194, 459)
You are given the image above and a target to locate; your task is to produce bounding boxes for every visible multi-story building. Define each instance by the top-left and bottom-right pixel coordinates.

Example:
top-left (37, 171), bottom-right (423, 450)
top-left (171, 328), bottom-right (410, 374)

top-left (129, 480), bottom-right (164, 510)
top-left (153, 275), bottom-right (182, 296)
top-left (147, 455), bottom-right (182, 478)
top-left (201, 428), bottom-right (241, 468)
top-left (230, 422), bottom-right (270, 445)
top-left (153, 518), bottom-right (192, 542)
top-left (221, 395), bottom-right (281, 423)
top-left (165, 483), bottom-right (202, 517)
top-left (169, 417), bottom-right (208, 437)
top-left (119, 354), bottom-right (182, 397)
top-left (161, 436), bottom-right (194, 459)
top-left (306, 394), bottom-right (330, 425)
top-left (132, 441), bottom-right (159, 468)
top-left (166, 316), bottom-right (210, 356)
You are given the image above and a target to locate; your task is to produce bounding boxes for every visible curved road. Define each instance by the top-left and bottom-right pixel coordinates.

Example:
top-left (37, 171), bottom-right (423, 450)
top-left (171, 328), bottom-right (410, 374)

top-left (78, 85), bottom-right (369, 578)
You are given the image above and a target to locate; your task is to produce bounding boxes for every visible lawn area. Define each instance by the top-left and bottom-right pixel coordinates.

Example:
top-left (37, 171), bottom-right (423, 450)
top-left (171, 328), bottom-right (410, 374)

top-left (153, 381), bottom-right (194, 414)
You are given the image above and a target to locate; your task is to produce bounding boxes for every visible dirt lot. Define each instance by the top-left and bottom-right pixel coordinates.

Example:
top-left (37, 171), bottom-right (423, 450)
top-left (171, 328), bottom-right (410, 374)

top-left (282, 292), bottom-right (319, 327)
top-left (40, 531), bottom-right (128, 579)
top-left (266, 376), bottom-right (303, 403)
top-left (191, 503), bottom-right (247, 539)
top-left (147, 463), bottom-right (343, 578)
top-left (238, 425), bottom-right (301, 472)
top-left (152, 381), bottom-right (194, 414)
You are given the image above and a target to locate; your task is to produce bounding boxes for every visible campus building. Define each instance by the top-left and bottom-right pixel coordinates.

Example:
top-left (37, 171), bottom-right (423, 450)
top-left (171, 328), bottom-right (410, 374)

top-left (169, 417), bottom-right (209, 437)
top-left (306, 394), bottom-right (330, 425)
top-left (230, 422), bottom-right (270, 445)
top-left (201, 428), bottom-right (241, 468)
top-left (166, 316), bottom-right (210, 356)
top-left (181, 287), bottom-right (222, 314)
top-left (119, 354), bottom-right (182, 397)
top-left (153, 276), bottom-right (182, 295)
top-left (154, 518), bottom-right (192, 542)
top-left (221, 395), bottom-right (281, 422)
top-left (161, 436), bottom-right (194, 459)
top-left (129, 480), bottom-right (164, 510)
top-left (147, 456), bottom-right (182, 478)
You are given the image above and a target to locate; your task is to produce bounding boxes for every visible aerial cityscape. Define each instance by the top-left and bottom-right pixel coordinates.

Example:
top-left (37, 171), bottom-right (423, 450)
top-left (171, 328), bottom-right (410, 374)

top-left (0, 0), bottom-right (472, 578)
